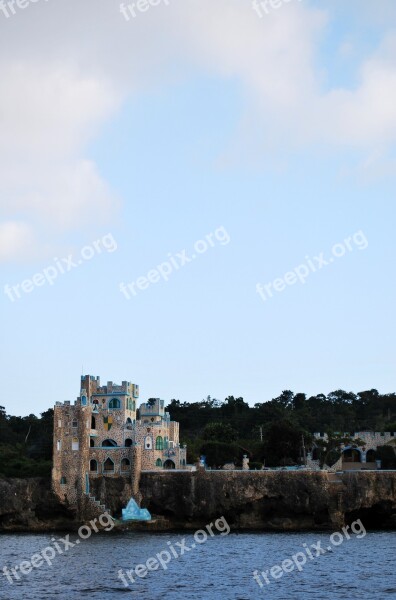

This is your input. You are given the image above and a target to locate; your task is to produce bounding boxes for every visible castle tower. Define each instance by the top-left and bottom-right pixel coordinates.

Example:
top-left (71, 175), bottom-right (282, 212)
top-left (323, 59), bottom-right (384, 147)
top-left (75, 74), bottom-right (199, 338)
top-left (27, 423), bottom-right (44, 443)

top-left (52, 374), bottom-right (187, 514)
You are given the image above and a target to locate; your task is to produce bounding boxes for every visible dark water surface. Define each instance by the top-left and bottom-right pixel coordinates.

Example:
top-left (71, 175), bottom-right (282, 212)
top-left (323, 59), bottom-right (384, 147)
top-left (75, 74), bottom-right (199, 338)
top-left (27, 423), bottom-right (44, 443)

top-left (0, 530), bottom-right (395, 599)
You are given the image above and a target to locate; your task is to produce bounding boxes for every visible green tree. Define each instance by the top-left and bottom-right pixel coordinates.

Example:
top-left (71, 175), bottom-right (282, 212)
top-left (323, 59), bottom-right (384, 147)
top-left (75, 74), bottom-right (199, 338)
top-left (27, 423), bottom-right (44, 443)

top-left (202, 422), bottom-right (238, 443)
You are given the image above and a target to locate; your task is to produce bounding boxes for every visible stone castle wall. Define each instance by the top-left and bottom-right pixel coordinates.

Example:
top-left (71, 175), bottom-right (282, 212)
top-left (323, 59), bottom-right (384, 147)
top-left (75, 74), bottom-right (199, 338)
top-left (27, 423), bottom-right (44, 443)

top-left (52, 377), bottom-right (187, 516)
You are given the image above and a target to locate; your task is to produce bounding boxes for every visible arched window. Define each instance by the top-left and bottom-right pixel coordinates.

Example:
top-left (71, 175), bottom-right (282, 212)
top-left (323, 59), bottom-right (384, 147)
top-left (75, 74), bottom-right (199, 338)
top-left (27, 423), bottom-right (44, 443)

top-left (342, 448), bottom-right (362, 463)
top-left (91, 416), bottom-right (96, 429)
top-left (125, 418), bottom-right (132, 430)
top-left (366, 449), bottom-right (376, 462)
top-left (127, 398), bottom-right (133, 410)
top-left (81, 395), bottom-right (87, 406)
top-left (164, 436), bottom-right (168, 449)
top-left (132, 401), bottom-right (136, 411)
top-left (102, 439), bottom-right (118, 447)
top-left (156, 436), bottom-right (164, 450)
top-left (109, 398), bottom-right (121, 410)
top-left (90, 459), bottom-right (98, 472)
top-left (60, 476), bottom-right (67, 485)
top-left (125, 438), bottom-right (133, 447)
top-left (103, 458), bottom-right (114, 473)
top-left (145, 436), bottom-right (153, 450)
top-left (156, 458), bottom-right (163, 467)
top-left (182, 459), bottom-right (186, 466)
top-left (72, 437), bottom-right (79, 451)
top-left (90, 438), bottom-right (95, 447)
top-left (121, 458), bottom-right (130, 470)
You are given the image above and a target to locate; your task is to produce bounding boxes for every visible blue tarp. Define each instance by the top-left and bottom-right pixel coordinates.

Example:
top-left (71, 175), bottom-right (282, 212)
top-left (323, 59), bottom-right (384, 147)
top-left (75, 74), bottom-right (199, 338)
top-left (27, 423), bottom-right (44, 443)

top-left (121, 498), bottom-right (151, 521)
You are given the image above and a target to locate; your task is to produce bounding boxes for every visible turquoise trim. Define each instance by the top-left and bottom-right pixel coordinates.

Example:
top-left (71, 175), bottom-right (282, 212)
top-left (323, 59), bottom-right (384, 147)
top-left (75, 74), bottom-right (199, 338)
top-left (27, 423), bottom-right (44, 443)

top-left (92, 392), bottom-right (128, 396)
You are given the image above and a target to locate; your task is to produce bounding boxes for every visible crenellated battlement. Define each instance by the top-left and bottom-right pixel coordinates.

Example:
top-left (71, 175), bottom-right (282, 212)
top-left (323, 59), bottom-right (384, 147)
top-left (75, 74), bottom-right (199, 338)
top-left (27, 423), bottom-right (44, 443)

top-left (52, 373), bottom-right (187, 519)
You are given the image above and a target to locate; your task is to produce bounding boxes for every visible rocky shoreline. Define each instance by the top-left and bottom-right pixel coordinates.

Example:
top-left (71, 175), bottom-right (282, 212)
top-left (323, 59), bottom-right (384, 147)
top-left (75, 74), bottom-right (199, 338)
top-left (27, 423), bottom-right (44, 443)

top-left (1, 471), bottom-right (396, 533)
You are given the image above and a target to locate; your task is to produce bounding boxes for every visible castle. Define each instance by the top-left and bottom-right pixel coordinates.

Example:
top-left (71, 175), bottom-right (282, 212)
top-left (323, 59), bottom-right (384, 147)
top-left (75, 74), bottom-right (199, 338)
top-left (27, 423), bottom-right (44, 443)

top-left (52, 375), bottom-right (187, 512)
top-left (311, 431), bottom-right (396, 471)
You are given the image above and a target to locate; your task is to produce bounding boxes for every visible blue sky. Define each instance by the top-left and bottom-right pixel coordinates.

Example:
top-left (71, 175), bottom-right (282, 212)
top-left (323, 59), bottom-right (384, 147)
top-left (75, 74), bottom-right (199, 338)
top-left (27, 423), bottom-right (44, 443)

top-left (1, 0), bottom-right (396, 416)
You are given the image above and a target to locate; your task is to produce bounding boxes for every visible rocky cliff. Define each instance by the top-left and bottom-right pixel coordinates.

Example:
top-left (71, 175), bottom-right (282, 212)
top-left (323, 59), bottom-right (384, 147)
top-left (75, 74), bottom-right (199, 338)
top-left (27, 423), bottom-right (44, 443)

top-left (139, 470), bottom-right (396, 531)
top-left (0, 477), bottom-right (75, 531)
top-left (1, 471), bottom-right (395, 532)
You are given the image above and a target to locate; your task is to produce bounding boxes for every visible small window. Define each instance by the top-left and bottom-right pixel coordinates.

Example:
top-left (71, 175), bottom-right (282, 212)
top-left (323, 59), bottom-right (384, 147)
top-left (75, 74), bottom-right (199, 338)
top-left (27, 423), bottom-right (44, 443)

top-left (121, 458), bottom-right (130, 470)
top-left (72, 419), bottom-right (78, 429)
top-left (72, 437), bottom-right (79, 451)
top-left (156, 458), bottom-right (163, 467)
top-left (91, 416), bottom-right (96, 429)
top-left (145, 436), bottom-right (152, 450)
top-left (125, 438), bottom-right (133, 447)
top-left (109, 398), bottom-right (121, 410)
top-left (81, 395), bottom-right (87, 406)
top-left (156, 436), bottom-right (164, 450)
top-left (60, 476), bottom-right (67, 485)
top-left (58, 420), bottom-right (62, 428)
top-left (57, 440), bottom-right (61, 451)
top-left (90, 459), bottom-right (98, 472)
top-left (102, 439), bottom-right (118, 447)
top-left (90, 438), bottom-right (95, 447)
top-left (104, 458), bottom-right (114, 473)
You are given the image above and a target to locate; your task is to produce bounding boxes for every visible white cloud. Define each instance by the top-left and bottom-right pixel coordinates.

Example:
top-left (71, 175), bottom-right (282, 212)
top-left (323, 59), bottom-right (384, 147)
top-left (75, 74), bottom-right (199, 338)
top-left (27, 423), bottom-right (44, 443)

top-left (173, 2), bottom-right (396, 153)
top-left (0, 222), bottom-right (37, 263)
top-left (1, 0), bottom-right (396, 262)
top-left (0, 61), bottom-right (121, 260)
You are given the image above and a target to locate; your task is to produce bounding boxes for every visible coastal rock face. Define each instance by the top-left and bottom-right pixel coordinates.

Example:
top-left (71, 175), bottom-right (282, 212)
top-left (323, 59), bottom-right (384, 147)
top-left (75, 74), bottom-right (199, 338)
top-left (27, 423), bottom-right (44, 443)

top-left (0, 471), bottom-right (395, 532)
top-left (0, 478), bottom-right (75, 531)
top-left (139, 470), bottom-right (396, 531)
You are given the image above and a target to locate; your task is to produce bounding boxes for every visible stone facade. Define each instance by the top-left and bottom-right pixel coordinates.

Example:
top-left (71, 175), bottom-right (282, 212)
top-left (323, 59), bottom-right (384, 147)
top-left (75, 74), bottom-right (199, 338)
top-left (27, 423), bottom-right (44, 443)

top-left (313, 431), bottom-right (396, 470)
top-left (52, 374), bottom-right (187, 515)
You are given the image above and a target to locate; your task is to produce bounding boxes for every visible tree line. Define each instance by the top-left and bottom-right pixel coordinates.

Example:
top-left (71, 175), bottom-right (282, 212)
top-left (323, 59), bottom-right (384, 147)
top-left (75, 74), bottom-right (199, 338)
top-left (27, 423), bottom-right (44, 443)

top-left (0, 388), bottom-right (395, 476)
top-left (168, 389), bottom-right (396, 467)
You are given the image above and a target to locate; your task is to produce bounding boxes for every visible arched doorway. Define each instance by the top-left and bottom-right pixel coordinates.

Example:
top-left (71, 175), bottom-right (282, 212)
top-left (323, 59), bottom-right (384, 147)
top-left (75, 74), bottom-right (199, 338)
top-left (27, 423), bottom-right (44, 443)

top-left (103, 458), bottom-right (115, 473)
top-left (121, 458), bottom-right (130, 471)
top-left (366, 449), bottom-right (376, 462)
top-left (163, 459), bottom-right (175, 469)
top-left (342, 448), bottom-right (362, 463)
